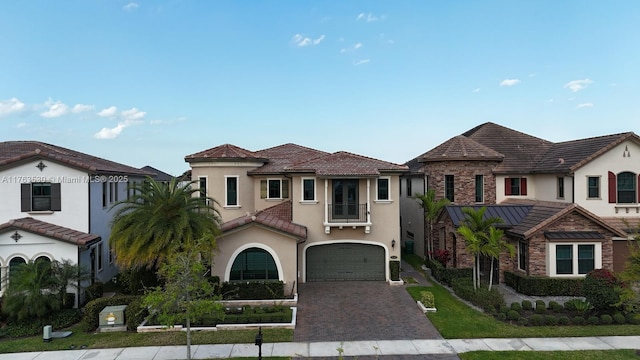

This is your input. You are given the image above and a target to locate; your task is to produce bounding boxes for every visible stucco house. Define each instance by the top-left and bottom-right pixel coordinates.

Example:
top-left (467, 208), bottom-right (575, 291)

top-left (401, 122), bottom-right (640, 281)
top-left (185, 143), bottom-right (408, 295)
top-left (0, 141), bottom-right (151, 298)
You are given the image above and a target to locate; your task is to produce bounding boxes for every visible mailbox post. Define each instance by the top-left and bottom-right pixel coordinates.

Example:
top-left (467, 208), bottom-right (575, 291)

top-left (255, 326), bottom-right (263, 360)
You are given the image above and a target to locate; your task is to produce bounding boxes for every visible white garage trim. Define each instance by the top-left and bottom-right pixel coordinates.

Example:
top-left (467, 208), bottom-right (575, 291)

top-left (302, 240), bottom-right (390, 282)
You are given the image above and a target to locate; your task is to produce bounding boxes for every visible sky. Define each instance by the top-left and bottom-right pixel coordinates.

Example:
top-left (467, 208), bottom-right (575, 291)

top-left (1, 1), bottom-right (640, 176)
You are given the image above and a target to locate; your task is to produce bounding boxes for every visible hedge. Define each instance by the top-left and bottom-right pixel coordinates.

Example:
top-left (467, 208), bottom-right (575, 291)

top-left (504, 271), bottom-right (583, 296)
top-left (425, 258), bottom-right (473, 287)
top-left (220, 281), bottom-right (285, 300)
top-left (0, 309), bottom-right (82, 338)
top-left (80, 295), bottom-right (141, 332)
top-left (389, 260), bottom-right (400, 281)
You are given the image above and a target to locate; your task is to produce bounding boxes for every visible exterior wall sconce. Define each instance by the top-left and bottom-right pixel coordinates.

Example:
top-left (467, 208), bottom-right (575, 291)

top-left (391, 239), bottom-right (396, 249)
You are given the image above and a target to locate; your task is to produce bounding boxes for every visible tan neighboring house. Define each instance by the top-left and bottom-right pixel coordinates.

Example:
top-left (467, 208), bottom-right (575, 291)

top-left (401, 122), bottom-right (640, 281)
top-left (185, 143), bottom-right (408, 295)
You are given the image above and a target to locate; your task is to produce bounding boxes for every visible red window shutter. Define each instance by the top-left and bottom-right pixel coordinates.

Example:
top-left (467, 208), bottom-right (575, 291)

top-left (608, 171), bottom-right (616, 203)
top-left (521, 178), bottom-right (527, 196)
top-left (505, 178), bottom-right (511, 195)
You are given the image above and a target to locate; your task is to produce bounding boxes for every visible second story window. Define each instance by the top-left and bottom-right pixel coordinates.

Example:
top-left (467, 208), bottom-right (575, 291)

top-left (377, 177), bottom-right (390, 201)
top-left (475, 175), bottom-right (484, 203)
top-left (261, 179), bottom-right (289, 200)
top-left (445, 175), bottom-right (454, 202)
top-left (226, 176), bottom-right (238, 206)
top-left (198, 177), bottom-right (207, 201)
top-left (557, 177), bottom-right (565, 199)
top-left (406, 178), bottom-right (412, 197)
top-left (505, 177), bottom-right (527, 196)
top-left (616, 171), bottom-right (636, 204)
top-left (21, 183), bottom-right (61, 212)
top-left (302, 178), bottom-right (315, 201)
top-left (587, 176), bottom-right (600, 199)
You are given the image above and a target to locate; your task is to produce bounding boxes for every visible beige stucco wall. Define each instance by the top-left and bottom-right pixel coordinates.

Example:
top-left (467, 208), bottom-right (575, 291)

top-left (531, 174), bottom-right (574, 203)
top-left (400, 176), bottom-right (426, 257)
top-left (290, 175), bottom-right (401, 283)
top-left (573, 140), bottom-right (640, 218)
top-left (190, 161), bottom-right (261, 222)
top-left (212, 225), bottom-right (298, 295)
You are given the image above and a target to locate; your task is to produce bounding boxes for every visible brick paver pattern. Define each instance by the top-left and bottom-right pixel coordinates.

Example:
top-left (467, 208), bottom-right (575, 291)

top-left (294, 281), bottom-right (442, 342)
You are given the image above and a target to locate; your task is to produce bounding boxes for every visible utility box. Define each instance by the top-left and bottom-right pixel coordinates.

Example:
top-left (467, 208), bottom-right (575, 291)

top-left (99, 305), bottom-right (128, 332)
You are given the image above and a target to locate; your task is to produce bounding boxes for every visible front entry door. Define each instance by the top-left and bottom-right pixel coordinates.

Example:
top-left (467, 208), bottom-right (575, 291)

top-left (333, 179), bottom-right (358, 219)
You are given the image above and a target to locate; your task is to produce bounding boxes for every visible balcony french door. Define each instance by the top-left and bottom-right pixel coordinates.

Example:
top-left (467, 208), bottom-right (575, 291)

top-left (333, 179), bottom-right (358, 219)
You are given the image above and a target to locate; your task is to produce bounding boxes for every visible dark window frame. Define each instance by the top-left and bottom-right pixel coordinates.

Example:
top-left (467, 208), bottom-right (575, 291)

top-left (377, 177), bottom-right (390, 201)
top-left (445, 175), bottom-right (454, 202)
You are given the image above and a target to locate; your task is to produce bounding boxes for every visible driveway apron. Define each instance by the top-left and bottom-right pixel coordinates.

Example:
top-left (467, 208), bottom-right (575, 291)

top-left (294, 281), bottom-right (442, 342)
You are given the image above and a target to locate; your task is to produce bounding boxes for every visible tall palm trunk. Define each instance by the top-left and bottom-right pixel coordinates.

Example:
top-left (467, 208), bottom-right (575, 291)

top-left (488, 258), bottom-right (495, 291)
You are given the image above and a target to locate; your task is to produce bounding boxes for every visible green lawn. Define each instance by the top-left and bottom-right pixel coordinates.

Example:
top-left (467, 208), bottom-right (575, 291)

top-left (460, 350), bottom-right (639, 360)
top-left (406, 284), bottom-right (640, 338)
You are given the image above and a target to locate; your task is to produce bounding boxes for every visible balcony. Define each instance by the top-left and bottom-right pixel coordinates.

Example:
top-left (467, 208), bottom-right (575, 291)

top-left (324, 204), bottom-right (371, 234)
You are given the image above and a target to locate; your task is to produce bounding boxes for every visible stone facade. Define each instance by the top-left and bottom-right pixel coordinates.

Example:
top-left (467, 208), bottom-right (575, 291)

top-left (422, 160), bottom-right (499, 205)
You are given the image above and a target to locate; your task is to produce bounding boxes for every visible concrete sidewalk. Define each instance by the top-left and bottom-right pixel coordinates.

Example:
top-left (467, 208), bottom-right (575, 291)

top-left (2, 336), bottom-right (638, 359)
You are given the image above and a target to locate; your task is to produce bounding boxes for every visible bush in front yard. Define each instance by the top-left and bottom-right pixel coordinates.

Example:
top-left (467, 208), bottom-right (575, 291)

top-left (80, 295), bottom-right (141, 332)
top-left (582, 269), bottom-right (622, 312)
top-left (451, 278), bottom-right (505, 312)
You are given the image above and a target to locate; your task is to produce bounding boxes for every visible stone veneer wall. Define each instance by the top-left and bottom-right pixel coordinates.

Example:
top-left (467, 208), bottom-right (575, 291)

top-left (422, 160), bottom-right (499, 205)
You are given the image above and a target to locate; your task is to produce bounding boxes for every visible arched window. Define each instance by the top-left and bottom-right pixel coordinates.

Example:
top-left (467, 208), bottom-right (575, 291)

top-left (9, 257), bottom-right (27, 279)
top-left (35, 256), bottom-right (51, 263)
top-left (617, 172), bottom-right (636, 204)
top-left (230, 248), bottom-right (278, 281)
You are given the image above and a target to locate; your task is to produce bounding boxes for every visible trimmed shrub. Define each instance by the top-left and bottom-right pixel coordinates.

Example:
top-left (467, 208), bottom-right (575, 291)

top-left (80, 295), bottom-right (140, 332)
top-left (600, 314), bottom-right (613, 325)
top-left (530, 314), bottom-right (545, 326)
top-left (587, 316), bottom-right (600, 325)
top-left (497, 313), bottom-right (507, 321)
top-left (504, 271), bottom-right (583, 296)
top-left (450, 278), bottom-right (505, 312)
top-left (510, 302), bottom-right (522, 313)
top-left (558, 316), bottom-right (570, 325)
top-left (572, 316), bottom-right (585, 325)
top-left (613, 313), bottom-right (626, 324)
top-left (389, 261), bottom-right (401, 281)
top-left (84, 282), bottom-right (104, 303)
top-left (420, 291), bottom-right (435, 308)
top-left (124, 296), bottom-right (149, 331)
top-left (521, 300), bottom-right (533, 311)
top-left (545, 315), bottom-right (559, 326)
top-left (0, 309), bottom-right (81, 338)
top-left (221, 281), bottom-right (285, 300)
top-left (626, 313), bottom-right (640, 325)
top-left (507, 310), bottom-right (520, 321)
top-left (583, 269), bottom-right (621, 312)
top-left (517, 317), bottom-right (529, 326)
top-left (535, 300), bottom-right (547, 314)
top-left (499, 305), bottom-right (510, 314)
top-left (549, 301), bottom-right (563, 313)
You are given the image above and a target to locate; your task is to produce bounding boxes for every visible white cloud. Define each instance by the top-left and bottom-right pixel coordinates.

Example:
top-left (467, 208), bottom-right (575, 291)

top-left (97, 106), bottom-right (118, 117)
top-left (356, 12), bottom-right (382, 22)
top-left (354, 59), bottom-right (370, 66)
top-left (16, 122), bottom-right (27, 128)
top-left (472, 88), bottom-right (481, 93)
top-left (564, 78), bottom-right (593, 92)
top-left (123, 2), bottom-right (139, 11)
top-left (292, 34), bottom-right (325, 47)
top-left (0, 97), bottom-right (26, 116)
top-left (94, 108), bottom-right (145, 139)
top-left (576, 102), bottom-right (594, 109)
top-left (500, 79), bottom-right (521, 87)
top-left (40, 98), bottom-right (70, 118)
top-left (354, 42), bottom-right (363, 49)
top-left (72, 104), bottom-right (94, 113)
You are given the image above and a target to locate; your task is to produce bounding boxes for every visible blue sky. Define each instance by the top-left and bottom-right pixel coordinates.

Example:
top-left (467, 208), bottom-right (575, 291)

top-left (1, 1), bottom-right (639, 176)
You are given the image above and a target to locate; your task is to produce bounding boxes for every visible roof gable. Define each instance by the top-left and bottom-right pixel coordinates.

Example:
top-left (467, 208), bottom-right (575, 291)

top-left (184, 144), bottom-right (267, 163)
top-left (0, 141), bottom-right (151, 175)
top-left (419, 135), bottom-right (504, 163)
top-left (287, 151), bottom-right (408, 177)
top-left (0, 217), bottom-right (101, 246)
top-left (250, 143), bottom-right (328, 174)
top-left (140, 165), bottom-right (174, 181)
top-left (221, 200), bottom-right (307, 239)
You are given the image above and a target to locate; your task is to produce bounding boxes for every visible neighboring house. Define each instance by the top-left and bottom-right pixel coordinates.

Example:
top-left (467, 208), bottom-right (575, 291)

top-left (140, 165), bottom-right (175, 183)
top-left (401, 122), bottom-right (640, 280)
top-left (185, 143), bottom-right (408, 294)
top-left (0, 141), bottom-right (151, 298)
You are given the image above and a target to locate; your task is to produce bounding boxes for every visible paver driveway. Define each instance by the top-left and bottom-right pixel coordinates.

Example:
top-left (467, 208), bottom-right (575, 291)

top-left (294, 281), bottom-right (442, 342)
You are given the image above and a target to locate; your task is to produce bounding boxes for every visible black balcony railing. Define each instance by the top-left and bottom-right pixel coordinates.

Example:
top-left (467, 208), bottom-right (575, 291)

top-left (328, 204), bottom-right (368, 223)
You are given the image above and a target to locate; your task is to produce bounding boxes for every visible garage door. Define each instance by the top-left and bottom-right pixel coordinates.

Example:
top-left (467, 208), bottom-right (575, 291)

top-left (306, 243), bottom-right (385, 281)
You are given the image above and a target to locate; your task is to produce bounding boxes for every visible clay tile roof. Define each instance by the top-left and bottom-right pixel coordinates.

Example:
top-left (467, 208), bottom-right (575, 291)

top-left (419, 135), bottom-right (504, 163)
top-left (249, 143), bottom-right (329, 174)
top-left (532, 132), bottom-right (640, 173)
top-left (140, 165), bottom-right (174, 181)
top-left (221, 200), bottom-right (307, 239)
top-left (184, 144), bottom-right (267, 163)
top-left (462, 122), bottom-right (553, 174)
top-left (0, 141), bottom-right (152, 175)
top-left (287, 151), bottom-right (408, 177)
top-left (0, 217), bottom-right (101, 246)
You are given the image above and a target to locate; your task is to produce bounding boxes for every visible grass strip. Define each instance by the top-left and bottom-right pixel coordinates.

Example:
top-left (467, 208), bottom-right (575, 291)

top-left (460, 349), bottom-right (639, 360)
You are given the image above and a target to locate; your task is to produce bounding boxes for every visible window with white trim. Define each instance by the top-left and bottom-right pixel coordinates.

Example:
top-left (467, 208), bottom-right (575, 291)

top-left (302, 178), bottom-right (315, 201)
top-left (518, 240), bottom-right (527, 271)
top-left (587, 176), bottom-right (600, 199)
top-left (550, 243), bottom-right (599, 276)
top-left (260, 179), bottom-right (289, 199)
top-left (377, 177), bottom-right (390, 201)
top-left (475, 175), bottom-right (484, 203)
top-left (557, 177), bottom-right (565, 199)
top-left (505, 177), bottom-right (527, 196)
top-left (21, 183), bottom-right (61, 212)
top-left (225, 176), bottom-right (239, 206)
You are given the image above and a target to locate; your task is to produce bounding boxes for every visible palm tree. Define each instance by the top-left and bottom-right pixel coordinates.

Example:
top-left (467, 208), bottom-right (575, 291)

top-left (482, 227), bottom-right (515, 290)
top-left (457, 207), bottom-right (504, 288)
top-left (110, 177), bottom-right (222, 270)
top-left (2, 260), bottom-right (60, 321)
top-left (415, 189), bottom-right (450, 259)
top-left (51, 259), bottom-right (92, 308)
top-left (457, 225), bottom-right (484, 289)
